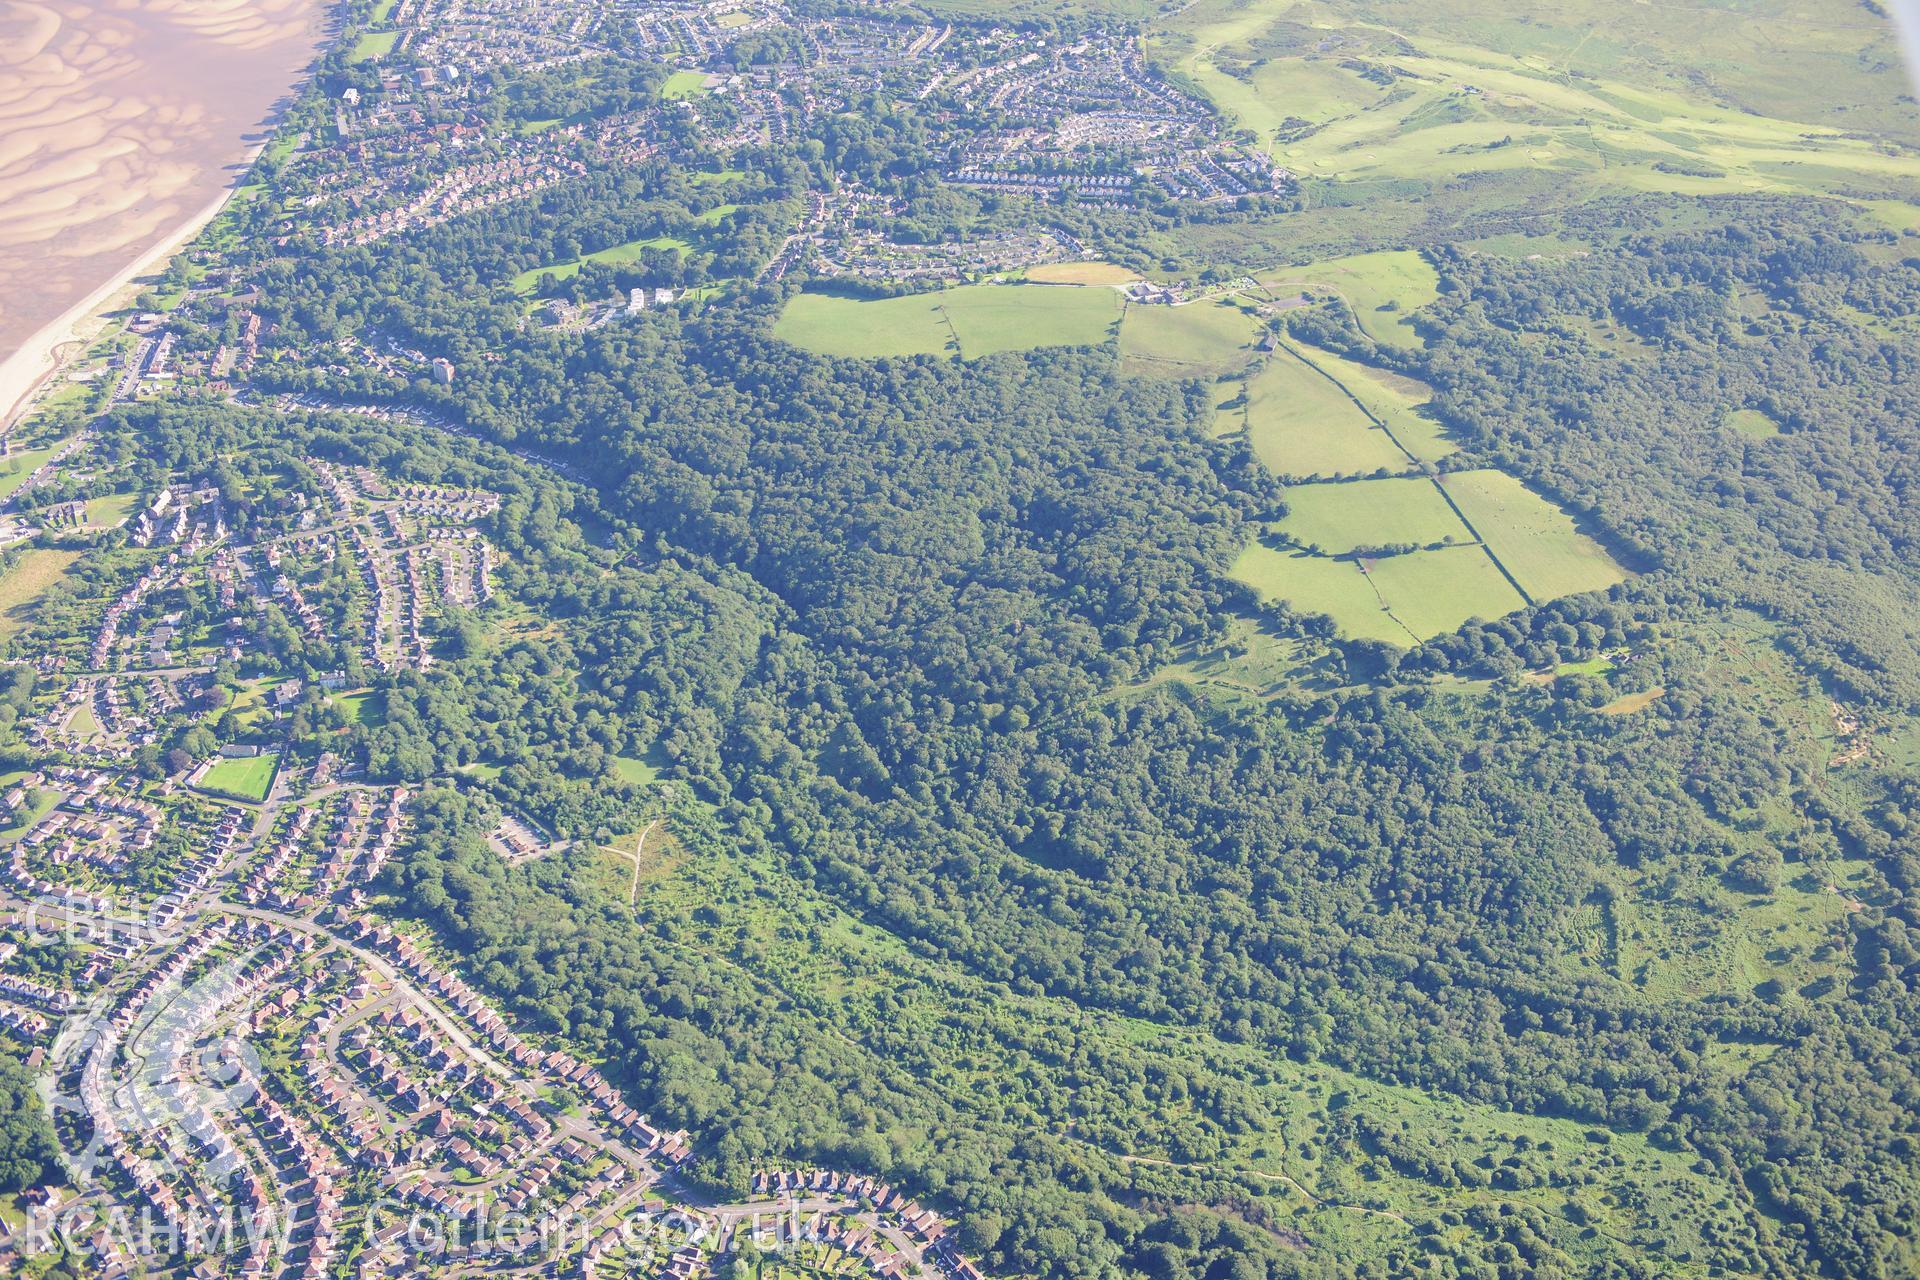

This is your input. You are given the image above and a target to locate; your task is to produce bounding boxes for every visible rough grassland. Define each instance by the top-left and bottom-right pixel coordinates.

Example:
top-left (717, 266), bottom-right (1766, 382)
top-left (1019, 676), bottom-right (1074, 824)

top-left (1230, 347), bottom-right (1408, 478)
top-left (1260, 251), bottom-right (1440, 349)
top-left (0, 549), bottom-right (80, 638)
top-left (773, 286), bottom-right (1120, 360)
top-left (1167, 0), bottom-right (1920, 225)
top-left (1365, 545), bottom-right (1528, 638)
top-left (1442, 469), bottom-right (1629, 600)
top-left (1118, 299), bottom-right (1260, 377)
top-left (1277, 478), bottom-right (1469, 554)
top-left (1230, 544), bottom-right (1408, 645)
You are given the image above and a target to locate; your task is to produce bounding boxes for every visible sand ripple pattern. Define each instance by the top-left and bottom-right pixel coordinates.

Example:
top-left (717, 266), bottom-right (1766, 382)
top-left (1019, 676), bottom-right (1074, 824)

top-left (0, 0), bottom-right (321, 359)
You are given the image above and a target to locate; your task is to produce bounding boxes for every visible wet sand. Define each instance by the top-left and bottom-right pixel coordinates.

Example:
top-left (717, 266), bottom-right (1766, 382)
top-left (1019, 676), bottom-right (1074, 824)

top-left (0, 0), bottom-right (330, 427)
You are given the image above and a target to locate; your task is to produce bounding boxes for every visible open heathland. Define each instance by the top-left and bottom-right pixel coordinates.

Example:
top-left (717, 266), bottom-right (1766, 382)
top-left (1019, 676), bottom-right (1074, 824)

top-left (1163, 0), bottom-right (1920, 247)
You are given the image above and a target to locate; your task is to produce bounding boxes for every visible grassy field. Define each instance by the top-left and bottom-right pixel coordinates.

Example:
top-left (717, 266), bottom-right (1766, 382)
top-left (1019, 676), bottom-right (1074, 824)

top-left (336, 690), bottom-right (387, 727)
top-left (1288, 339), bottom-right (1456, 462)
top-left (1365, 545), bottom-right (1527, 638)
top-left (68, 703), bottom-right (100, 740)
top-left (1725, 408), bottom-right (1782, 440)
top-left (611, 751), bottom-right (663, 786)
top-left (1230, 544), bottom-right (1409, 644)
top-left (198, 754), bottom-right (278, 803)
top-left (227, 679), bottom-right (289, 732)
top-left (1118, 299), bottom-right (1261, 377)
top-left (348, 30), bottom-right (397, 62)
top-left (1230, 347), bottom-right (1407, 477)
top-left (0, 549), bottom-right (80, 638)
top-left (661, 70), bottom-right (712, 100)
top-left (82, 492), bottom-right (139, 528)
top-left (773, 285), bottom-right (1121, 360)
top-left (1260, 251), bottom-right (1440, 349)
top-left (1277, 477), bottom-right (1468, 554)
top-left (1025, 262), bottom-right (1138, 285)
top-left (513, 236), bottom-right (695, 294)
top-left (1442, 469), bottom-right (1629, 601)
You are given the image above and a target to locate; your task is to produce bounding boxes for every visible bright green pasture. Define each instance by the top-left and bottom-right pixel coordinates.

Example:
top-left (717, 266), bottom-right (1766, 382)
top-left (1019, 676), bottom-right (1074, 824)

top-left (773, 285), bottom-right (1120, 360)
top-left (513, 237), bottom-right (694, 294)
top-left (199, 754), bottom-right (278, 803)
top-left (1287, 339), bottom-right (1455, 462)
top-left (1442, 469), bottom-right (1629, 601)
top-left (1261, 251), bottom-right (1439, 349)
top-left (1230, 544), bottom-right (1409, 645)
top-left (1230, 347), bottom-right (1406, 478)
top-left (1276, 478), bottom-right (1468, 554)
top-left (1364, 545), bottom-right (1527, 638)
top-left (1117, 299), bottom-right (1260, 377)
top-left (942, 285), bottom-right (1123, 357)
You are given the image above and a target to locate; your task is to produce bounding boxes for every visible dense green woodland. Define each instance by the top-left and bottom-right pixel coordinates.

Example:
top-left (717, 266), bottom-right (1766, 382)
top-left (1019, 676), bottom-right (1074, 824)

top-left (29, 186), bottom-right (1914, 1280)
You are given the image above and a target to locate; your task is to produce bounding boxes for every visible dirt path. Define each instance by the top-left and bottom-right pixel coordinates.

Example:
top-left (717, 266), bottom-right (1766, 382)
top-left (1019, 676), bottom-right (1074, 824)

top-left (627, 819), bottom-right (661, 905)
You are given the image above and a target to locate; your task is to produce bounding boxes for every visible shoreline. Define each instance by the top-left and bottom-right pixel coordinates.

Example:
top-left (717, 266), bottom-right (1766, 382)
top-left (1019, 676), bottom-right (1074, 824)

top-left (0, 183), bottom-right (238, 433)
top-left (0, 4), bottom-right (339, 434)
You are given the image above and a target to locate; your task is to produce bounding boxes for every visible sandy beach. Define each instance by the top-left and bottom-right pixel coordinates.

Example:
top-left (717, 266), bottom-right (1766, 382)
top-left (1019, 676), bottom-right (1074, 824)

top-left (0, 0), bottom-right (331, 428)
